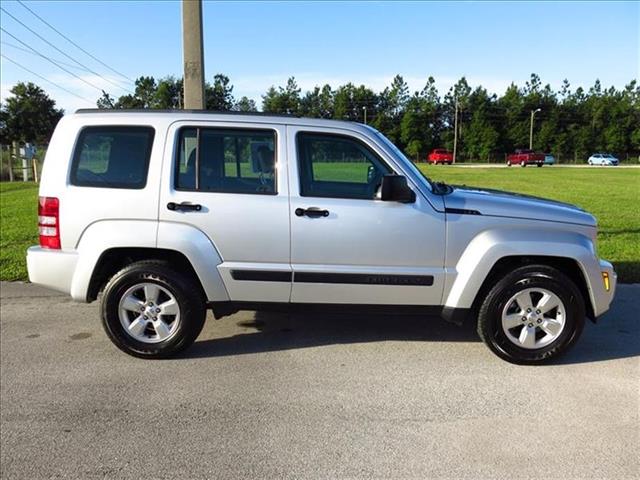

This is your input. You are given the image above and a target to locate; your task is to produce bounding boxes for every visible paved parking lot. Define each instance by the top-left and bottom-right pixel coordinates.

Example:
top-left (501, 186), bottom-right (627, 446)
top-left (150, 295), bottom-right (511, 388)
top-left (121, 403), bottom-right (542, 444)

top-left (1, 282), bottom-right (638, 479)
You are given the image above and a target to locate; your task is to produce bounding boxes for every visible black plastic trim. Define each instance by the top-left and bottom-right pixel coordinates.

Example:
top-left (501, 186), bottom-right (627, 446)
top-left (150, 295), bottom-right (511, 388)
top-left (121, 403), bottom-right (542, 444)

top-left (444, 207), bottom-right (482, 215)
top-left (230, 270), bottom-right (292, 282)
top-left (295, 272), bottom-right (434, 286)
top-left (229, 269), bottom-right (434, 286)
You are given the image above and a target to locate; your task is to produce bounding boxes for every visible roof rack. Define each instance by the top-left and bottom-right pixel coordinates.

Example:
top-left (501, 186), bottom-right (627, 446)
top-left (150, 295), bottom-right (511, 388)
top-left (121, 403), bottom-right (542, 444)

top-left (74, 108), bottom-right (301, 118)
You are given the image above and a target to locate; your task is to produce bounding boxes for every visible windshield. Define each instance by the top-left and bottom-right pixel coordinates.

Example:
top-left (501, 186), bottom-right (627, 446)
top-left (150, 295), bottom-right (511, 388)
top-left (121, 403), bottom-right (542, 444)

top-left (368, 127), bottom-right (434, 189)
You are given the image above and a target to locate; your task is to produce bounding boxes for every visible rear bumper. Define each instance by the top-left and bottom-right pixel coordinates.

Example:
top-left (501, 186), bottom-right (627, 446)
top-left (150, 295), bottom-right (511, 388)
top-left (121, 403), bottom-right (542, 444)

top-left (26, 246), bottom-right (78, 297)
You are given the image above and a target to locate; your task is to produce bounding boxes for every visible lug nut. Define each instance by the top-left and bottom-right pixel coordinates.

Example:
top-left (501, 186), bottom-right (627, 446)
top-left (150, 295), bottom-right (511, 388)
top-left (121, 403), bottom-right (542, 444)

top-left (143, 315), bottom-right (148, 320)
top-left (527, 308), bottom-right (532, 313)
top-left (537, 319), bottom-right (542, 324)
top-left (536, 310), bottom-right (541, 314)
top-left (521, 316), bottom-right (527, 321)
top-left (155, 308), bottom-right (161, 313)
top-left (528, 323), bottom-right (534, 328)
top-left (140, 306), bottom-right (145, 311)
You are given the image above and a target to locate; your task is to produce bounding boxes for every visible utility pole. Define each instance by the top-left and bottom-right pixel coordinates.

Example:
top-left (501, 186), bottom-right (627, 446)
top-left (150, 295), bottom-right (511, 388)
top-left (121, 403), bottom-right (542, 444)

top-left (182, 0), bottom-right (205, 109)
top-left (362, 106), bottom-right (367, 125)
top-left (529, 108), bottom-right (541, 149)
top-left (452, 99), bottom-right (459, 164)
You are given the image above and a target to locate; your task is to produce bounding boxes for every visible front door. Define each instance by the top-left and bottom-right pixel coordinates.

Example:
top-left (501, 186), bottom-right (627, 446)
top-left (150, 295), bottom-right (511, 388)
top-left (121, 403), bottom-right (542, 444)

top-left (159, 121), bottom-right (291, 302)
top-left (287, 126), bottom-right (446, 306)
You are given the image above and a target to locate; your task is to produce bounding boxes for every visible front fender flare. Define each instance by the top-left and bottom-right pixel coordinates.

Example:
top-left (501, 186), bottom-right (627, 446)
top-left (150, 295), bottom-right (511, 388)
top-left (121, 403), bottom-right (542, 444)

top-left (444, 228), bottom-right (599, 313)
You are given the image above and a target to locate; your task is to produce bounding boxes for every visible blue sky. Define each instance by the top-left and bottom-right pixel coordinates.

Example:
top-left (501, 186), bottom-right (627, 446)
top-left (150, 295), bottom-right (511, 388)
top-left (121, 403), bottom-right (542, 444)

top-left (1, 1), bottom-right (638, 112)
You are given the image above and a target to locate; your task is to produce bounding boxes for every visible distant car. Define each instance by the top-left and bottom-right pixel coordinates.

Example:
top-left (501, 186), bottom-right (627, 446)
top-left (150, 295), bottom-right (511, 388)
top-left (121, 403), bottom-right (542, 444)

top-left (588, 153), bottom-right (619, 166)
top-left (507, 149), bottom-right (545, 167)
top-left (427, 149), bottom-right (453, 165)
top-left (544, 154), bottom-right (555, 165)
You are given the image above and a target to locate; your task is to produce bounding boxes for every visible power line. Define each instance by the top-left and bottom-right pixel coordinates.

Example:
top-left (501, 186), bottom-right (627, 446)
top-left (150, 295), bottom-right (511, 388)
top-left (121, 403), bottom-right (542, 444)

top-left (0, 6), bottom-right (133, 93)
top-left (1, 40), bottom-right (91, 72)
top-left (1, 27), bottom-right (107, 94)
top-left (16, 0), bottom-right (135, 84)
top-left (0, 54), bottom-right (94, 104)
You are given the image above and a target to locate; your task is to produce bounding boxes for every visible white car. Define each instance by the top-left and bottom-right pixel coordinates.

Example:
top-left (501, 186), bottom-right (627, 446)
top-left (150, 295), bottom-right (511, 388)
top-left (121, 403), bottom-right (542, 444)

top-left (588, 153), bottom-right (619, 166)
top-left (544, 154), bottom-right (555, 165)
top-left (26, 110), bottom-right (617, 364)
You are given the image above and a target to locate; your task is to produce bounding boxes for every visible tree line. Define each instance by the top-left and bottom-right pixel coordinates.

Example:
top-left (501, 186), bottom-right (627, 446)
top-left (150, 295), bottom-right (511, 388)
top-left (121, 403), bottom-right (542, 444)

top-left (2, 73), bottom-right (639, 163)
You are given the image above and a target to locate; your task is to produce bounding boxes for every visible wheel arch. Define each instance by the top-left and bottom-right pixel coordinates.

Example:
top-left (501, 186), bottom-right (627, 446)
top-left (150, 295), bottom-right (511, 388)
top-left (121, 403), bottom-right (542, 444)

top-left (88, 247), bottom-right (208, 302)
top-left (443, 228), bottom-right (600, 321)
top-left (469, 255), bottom-right (595, 321)
top-left (72, 220), bottom-right (230, 304)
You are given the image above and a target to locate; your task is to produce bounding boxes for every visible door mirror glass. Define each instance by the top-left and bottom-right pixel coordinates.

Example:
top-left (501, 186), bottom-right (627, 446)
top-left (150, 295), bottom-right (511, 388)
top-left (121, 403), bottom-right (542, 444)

top-left (381, 174), bottom-right (416, 203)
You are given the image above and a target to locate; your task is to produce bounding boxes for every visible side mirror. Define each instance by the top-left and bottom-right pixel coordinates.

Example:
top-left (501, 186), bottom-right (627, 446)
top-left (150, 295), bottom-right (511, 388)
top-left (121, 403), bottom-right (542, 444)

top-left (381, 174), bottom-right (416, 203)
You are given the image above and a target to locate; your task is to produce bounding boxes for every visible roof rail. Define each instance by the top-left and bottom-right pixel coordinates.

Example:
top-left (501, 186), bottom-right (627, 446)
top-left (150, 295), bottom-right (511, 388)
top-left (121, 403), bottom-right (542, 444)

top-left (74, 108), bottom-right (301, 118)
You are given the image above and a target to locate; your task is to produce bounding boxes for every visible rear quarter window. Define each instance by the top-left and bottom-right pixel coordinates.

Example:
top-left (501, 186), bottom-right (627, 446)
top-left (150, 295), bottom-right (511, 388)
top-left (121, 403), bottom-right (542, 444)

top-left (70, 126), bottom-right (155, 189)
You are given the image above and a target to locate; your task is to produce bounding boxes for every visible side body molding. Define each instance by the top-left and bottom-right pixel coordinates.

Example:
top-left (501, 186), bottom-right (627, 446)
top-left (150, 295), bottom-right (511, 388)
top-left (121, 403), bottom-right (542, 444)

top-left (444, 228), bottom-right (602, 315)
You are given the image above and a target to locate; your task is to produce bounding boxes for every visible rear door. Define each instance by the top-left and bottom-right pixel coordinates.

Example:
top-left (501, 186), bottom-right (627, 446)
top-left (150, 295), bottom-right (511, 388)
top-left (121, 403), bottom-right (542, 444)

top-left (287, 125), bottom-right (446, 306)
top-left (159, 121), bottom-right (291, 302)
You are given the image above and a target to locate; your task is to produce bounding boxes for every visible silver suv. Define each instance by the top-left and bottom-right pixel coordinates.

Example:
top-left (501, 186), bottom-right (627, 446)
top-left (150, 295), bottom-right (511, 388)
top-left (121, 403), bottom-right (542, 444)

top-left (27, 110), bottom-right (616, 364)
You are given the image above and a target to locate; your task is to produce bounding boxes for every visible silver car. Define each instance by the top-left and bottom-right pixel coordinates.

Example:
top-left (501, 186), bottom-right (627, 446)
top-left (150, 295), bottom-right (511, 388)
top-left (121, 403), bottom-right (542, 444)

top-left (26, 110), bottom-right (617, 364)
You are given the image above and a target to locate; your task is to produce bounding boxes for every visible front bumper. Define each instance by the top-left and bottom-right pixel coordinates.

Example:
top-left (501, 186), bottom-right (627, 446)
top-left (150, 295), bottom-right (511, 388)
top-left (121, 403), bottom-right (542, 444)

top-left (593, 259), bottom-right (616, 318)
top-left (26, 246), bottom-right (78, 296)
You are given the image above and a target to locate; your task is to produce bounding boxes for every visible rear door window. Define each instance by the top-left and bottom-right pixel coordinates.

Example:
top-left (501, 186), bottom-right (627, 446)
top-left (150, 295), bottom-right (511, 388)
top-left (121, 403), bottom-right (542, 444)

top-left (70, 126), bottom-right (155, 189)
top-left (175, 128), bottom-right (276, 194)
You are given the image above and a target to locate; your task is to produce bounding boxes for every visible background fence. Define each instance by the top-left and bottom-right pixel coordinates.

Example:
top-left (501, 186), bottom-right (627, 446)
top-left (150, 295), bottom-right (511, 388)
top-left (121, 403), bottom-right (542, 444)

top-left (1, 144), bottom-right (46, 182)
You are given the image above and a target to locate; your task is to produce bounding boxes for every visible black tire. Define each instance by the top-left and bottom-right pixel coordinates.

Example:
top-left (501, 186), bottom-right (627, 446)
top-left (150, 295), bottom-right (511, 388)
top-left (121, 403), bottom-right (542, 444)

top-left (520, 160), bottom-right (526, 167)
top-left (537, 162), bottom-right (543, 167)
top-left (477, 264), bottom-right (585, 365)
top-left (101, 260), bottom-right (206, 359)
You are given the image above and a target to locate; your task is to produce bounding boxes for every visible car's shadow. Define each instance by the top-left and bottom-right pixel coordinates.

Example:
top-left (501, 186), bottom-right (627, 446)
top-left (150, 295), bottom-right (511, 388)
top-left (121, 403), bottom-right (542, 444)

top-left (185, 311), bottom-right (479, 359)
top-left (182, 309), bottom-right (640, 365)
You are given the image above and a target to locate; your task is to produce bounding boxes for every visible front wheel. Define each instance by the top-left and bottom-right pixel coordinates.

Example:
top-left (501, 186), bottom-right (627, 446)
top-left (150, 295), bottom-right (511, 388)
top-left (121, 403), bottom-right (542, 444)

top-left (520, 160), bottom-right (526, 167)
top-left (477, 265), bottom-right (585, 364)
top-left (101, 261), bottom-right (206, 358)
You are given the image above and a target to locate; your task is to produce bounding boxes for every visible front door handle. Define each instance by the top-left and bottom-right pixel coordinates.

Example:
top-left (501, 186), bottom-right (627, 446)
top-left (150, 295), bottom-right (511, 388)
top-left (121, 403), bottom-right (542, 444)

top-left (295, 207), bottom-right (329, 218)
top-left (167, 202), bottom-right (202, 212)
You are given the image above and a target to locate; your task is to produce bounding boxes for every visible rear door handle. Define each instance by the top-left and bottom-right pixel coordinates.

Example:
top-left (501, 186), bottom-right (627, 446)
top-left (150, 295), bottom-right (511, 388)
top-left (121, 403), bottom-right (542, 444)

top-left (295, 207), bottom-right (329, 218)
top-left (167, 202), bottom-right (202, 212)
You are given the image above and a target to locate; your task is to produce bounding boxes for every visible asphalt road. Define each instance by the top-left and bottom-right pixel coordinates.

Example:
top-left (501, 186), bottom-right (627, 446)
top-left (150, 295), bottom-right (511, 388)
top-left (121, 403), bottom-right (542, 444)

top-left (1, 282), bottom-right (638, 479)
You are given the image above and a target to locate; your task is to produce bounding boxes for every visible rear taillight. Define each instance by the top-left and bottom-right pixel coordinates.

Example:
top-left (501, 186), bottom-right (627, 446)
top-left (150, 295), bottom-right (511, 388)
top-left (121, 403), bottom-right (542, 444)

top-left (38, 196), bottom-right (60, 249)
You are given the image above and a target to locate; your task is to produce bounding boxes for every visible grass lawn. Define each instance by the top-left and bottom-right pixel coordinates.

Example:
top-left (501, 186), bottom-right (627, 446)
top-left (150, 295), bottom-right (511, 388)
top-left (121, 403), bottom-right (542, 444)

top-left (1, 182), bottom-right (39, 281)
top-left (1, 166), bottom-right (638, 282)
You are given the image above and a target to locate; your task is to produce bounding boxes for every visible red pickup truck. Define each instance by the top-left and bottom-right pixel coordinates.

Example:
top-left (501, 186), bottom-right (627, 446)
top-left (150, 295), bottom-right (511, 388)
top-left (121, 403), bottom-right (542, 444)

top-left (507, 149), bottom-right (545, 167)
top-left (427, 149), bottom-right (453, 165)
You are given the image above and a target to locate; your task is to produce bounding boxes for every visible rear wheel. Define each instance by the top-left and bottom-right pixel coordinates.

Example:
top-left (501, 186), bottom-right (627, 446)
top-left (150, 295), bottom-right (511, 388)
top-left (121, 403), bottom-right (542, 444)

top-left (477, 265), bottom-right (585, 364)
top-left (101, 261), bottom-right (206, 358)
top-left (537, 162), bottom-right (543, 167)
top-left (520, 160), bottom-right (526, 167)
